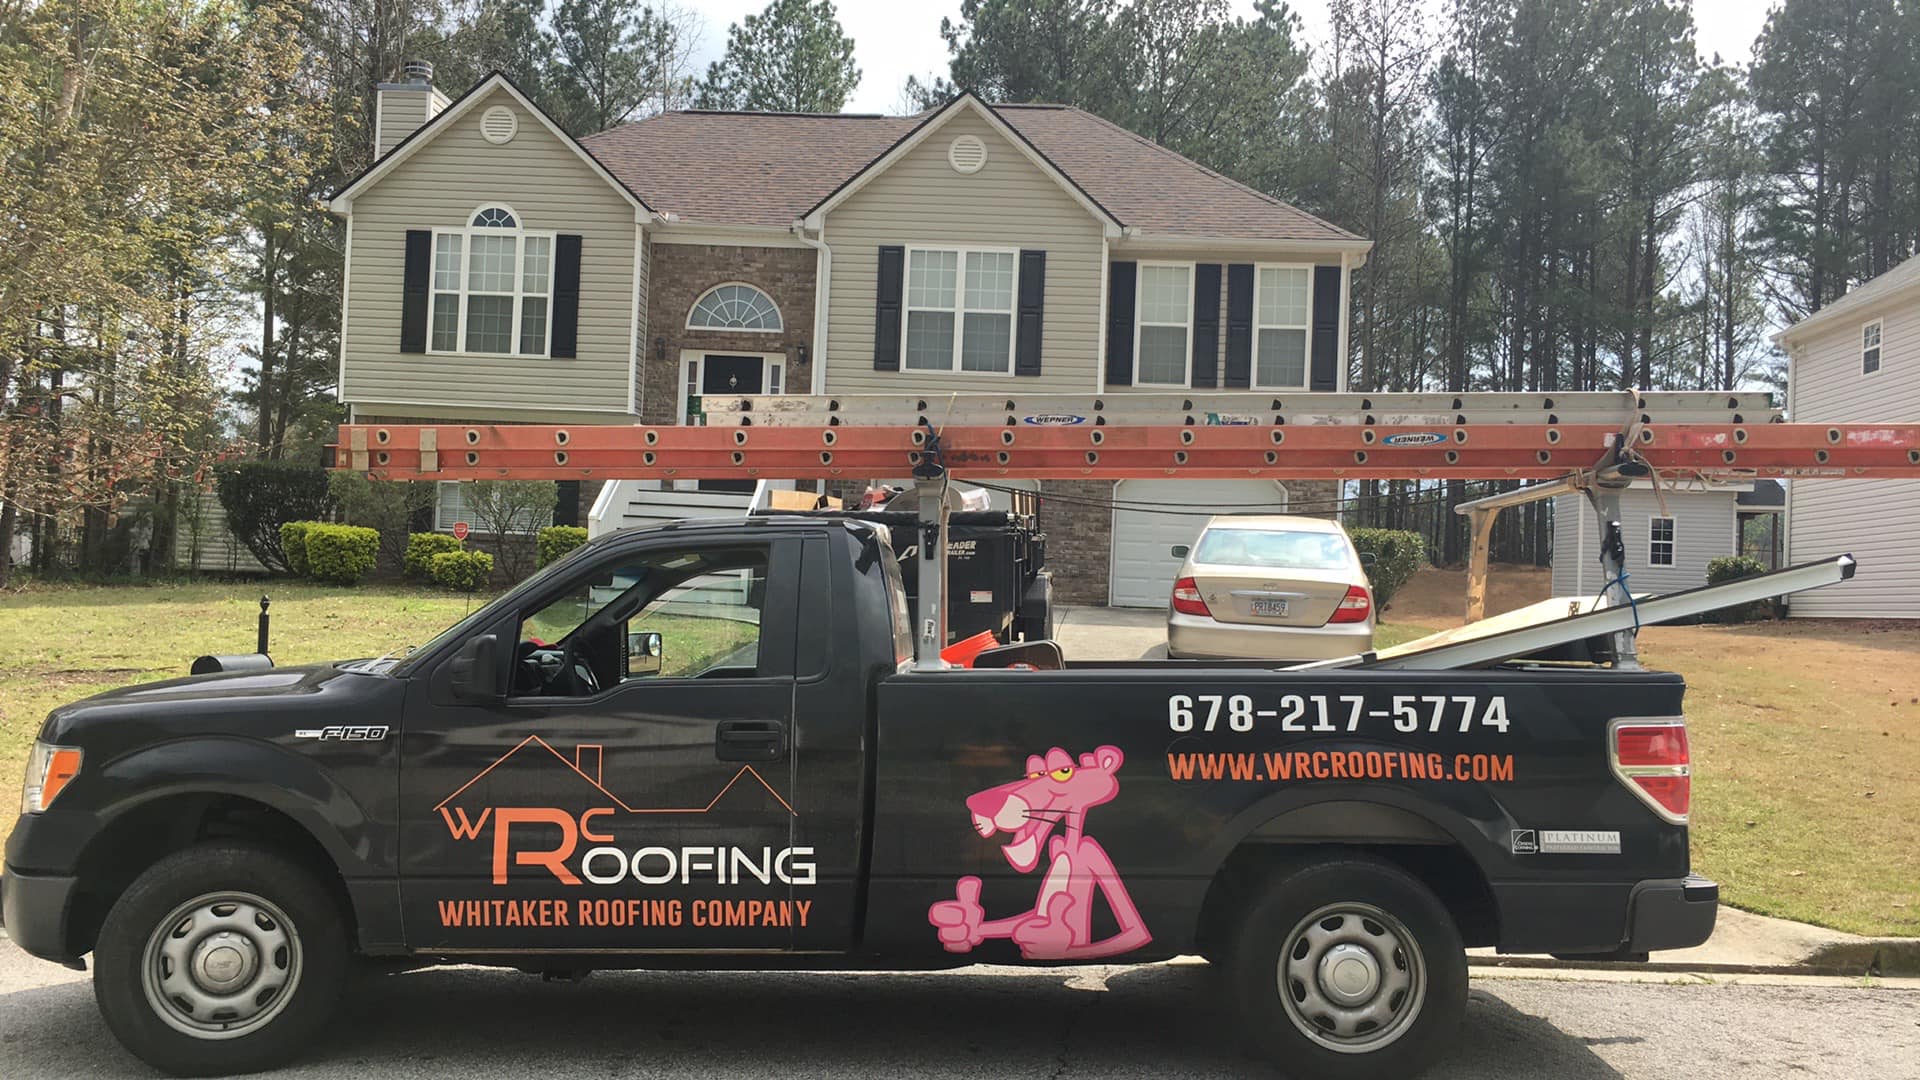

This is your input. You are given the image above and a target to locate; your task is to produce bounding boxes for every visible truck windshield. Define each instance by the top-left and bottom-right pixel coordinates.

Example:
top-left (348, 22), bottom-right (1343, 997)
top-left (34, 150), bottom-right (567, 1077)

top-left (1194, 528), bottom-right (1352, 570)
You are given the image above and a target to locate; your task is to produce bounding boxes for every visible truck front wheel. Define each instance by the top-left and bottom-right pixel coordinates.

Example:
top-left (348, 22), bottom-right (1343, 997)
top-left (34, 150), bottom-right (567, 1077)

top-left (92, 844), bottom-right (349, 1077)
top-left (1227, 857), bottom-right (1466, 1079)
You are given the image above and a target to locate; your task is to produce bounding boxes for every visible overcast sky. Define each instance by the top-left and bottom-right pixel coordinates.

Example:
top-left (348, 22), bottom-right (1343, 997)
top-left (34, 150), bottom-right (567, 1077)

top-left (676, 0), bottom-right (1781, 114)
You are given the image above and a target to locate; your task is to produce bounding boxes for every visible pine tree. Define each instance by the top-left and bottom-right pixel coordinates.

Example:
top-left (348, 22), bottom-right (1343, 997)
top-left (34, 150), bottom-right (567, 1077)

top-left (695, 0), bottom-right (860, 113)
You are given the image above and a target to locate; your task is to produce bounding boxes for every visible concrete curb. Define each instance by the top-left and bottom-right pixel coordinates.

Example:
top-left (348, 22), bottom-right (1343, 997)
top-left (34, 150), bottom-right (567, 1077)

top-left (1801, 938), bottom-right (1920, 978)
top-left (1469, 939), bottom-right (1920, 979)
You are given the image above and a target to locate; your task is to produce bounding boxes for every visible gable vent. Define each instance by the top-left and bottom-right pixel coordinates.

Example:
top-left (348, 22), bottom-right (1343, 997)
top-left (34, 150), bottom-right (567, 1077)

top-left (480, 105), bottom-right (518, 145)
top-left (948, 134), bottom-right (988, 174)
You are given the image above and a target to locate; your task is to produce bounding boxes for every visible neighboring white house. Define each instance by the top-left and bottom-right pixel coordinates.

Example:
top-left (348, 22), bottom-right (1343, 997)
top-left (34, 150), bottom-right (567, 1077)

top-left (1550, 479), bottom-right (1782, 601)
top-left (1774, 253), bottom-right (1920, 619)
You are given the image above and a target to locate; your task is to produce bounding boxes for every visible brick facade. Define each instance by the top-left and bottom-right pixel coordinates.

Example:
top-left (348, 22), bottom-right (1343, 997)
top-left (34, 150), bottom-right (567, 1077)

top-left (640, 243), bottom-right (817, 425)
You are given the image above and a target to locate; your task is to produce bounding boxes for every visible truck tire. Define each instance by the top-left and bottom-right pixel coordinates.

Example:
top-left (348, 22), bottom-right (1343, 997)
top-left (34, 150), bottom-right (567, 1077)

top-left (1226, 857), bottom-right (1466, 1080)
top-left (92, 843), bottom-right (349, 1077)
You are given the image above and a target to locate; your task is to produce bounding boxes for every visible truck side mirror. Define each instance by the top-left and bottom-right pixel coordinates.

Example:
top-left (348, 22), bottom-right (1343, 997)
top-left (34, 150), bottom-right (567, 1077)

top-left (448, 634), bottom-right (502, 702)
top-left (627, 630), bottom-right (663, 679)
top-left (1170, 545), bottom-right (1190, 559)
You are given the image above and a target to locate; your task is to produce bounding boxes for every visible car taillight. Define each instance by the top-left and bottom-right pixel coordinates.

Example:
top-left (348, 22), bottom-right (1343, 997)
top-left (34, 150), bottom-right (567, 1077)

top-left (1327, 585), bottom-right (1372, 624)
top-left (1170, 577), bottom-right (1212, 617)
top-left (1610, 719), bottom-right (1690, 823)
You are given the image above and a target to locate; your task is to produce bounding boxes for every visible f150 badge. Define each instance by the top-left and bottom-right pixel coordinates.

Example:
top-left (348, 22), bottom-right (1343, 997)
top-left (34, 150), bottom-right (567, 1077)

top-left (293, 725), bottom-right (389, 740)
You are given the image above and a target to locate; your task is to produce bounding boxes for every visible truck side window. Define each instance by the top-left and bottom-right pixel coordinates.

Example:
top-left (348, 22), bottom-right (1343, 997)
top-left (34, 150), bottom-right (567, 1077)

top-left (512, 546), bottom-right (771, 697)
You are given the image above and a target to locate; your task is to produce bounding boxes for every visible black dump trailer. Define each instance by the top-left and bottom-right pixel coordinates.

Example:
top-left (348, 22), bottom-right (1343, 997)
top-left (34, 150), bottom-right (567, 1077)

top-left (762, 487), bottom-right (1052, 645)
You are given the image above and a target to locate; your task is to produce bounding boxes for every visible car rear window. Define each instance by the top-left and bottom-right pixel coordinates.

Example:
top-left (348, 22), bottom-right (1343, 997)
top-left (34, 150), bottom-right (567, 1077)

top-left (1194, 528), bottom-right (1352, 570)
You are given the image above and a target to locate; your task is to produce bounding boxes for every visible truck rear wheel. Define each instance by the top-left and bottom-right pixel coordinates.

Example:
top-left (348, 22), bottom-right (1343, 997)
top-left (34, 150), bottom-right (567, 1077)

top-left (92, 843), bottom-right (348, 1077)
top-left (1226, 857), bottom-right (1465, 1079)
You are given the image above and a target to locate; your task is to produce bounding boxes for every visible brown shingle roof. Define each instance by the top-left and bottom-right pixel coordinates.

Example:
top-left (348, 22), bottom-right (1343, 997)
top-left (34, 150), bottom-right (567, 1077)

top-left (582, 100), bottom-right (1360, 244)
top-left (582, 111), bottom-right (913, 229)
top-left (996, 105), bottom-right (1360, 243)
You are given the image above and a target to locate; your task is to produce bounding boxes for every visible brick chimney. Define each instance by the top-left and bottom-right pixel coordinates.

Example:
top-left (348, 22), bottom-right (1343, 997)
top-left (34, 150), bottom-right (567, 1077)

top-left (375, 59), bottom-right (450, 158)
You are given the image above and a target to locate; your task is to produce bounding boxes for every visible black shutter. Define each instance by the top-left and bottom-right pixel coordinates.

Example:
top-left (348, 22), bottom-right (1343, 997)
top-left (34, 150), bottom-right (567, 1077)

top-left (1225, 263), bottom-right (1254, 388)
top-left (1192, 263), bottom-right (1222, 389)
top-left (554, 480), bottom-right (582, 527)
top-left (1311, 264), bottom-right (1342, 391)
top-left (874, 245), bottom-right (904, 371)
top-left (1105, 261), bottom-right (1136, 386)
top-left (1014, 249), bottom-right (1046, 376)
top-left (400, 229), bottom-right (431, 353)
top-left (550, 234), bottom-right (582, 359)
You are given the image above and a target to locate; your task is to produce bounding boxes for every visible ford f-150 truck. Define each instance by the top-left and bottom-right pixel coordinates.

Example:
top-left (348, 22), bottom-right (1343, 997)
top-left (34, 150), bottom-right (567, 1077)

top-left (3, 514), bottom-right (1717, 1078)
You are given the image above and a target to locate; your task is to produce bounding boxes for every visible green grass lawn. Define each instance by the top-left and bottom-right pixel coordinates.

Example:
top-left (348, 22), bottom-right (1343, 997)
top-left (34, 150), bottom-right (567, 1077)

top-left (2, 583), bottom-right (1913, 938)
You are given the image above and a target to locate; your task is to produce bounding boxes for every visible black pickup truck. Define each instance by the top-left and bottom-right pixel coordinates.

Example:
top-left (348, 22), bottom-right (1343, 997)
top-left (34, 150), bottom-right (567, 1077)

top-left (3, 515), bottom-right (1715, 1078)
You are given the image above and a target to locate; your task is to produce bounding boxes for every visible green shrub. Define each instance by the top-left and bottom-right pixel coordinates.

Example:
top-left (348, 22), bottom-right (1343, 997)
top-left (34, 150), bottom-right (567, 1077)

top-left (1349, 527), bottom-right (1427, 609)
top-left (303, 524), bottom-right (380, 585)
top-left (1707, 554), bottom-right (1772, 623)
top-left (430, 549), bottom-right (494, 592)
top-left (278, 521), bottom-right (319, 577)
top-left (404, 532), bottom-right (463, 580)
top-left (215, 460), bottom-right (335, 573)
top-left (537, 525), bottom-right (589, 568)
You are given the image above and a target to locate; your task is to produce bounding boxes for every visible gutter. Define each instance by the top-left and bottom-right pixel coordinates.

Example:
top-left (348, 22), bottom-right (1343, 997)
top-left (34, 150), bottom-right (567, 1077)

top-left (793, 221), bottom-right (831, 396)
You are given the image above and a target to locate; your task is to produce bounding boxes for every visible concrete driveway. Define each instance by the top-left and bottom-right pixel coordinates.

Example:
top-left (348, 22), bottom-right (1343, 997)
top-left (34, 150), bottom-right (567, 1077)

top-left (1054, 604), bottom-right (1167, 659)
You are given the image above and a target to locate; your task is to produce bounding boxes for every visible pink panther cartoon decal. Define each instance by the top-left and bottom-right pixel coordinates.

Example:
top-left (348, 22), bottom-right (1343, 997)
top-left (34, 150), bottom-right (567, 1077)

top-left (927, 744), bottom-right (1152, 960)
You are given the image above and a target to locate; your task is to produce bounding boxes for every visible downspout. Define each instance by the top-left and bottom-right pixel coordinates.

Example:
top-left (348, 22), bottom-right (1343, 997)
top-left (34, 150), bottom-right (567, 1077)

top-left (794, 220), bottom-right (830, 396)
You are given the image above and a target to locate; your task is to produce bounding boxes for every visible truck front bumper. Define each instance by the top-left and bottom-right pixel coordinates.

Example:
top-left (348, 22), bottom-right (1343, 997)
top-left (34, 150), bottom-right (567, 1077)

top-left (1625, 874), bottom-right (1719, 953)
top-left (1, 863), bottom-right (83, 964)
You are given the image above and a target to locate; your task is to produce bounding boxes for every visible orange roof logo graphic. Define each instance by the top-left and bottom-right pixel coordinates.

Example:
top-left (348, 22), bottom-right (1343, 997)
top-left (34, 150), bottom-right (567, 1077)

top-left (434, 734), bottom-right (797, 816)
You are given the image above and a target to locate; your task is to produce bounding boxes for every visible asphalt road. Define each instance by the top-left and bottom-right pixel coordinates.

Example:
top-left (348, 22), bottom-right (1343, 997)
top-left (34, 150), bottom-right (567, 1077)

top-left (3, 943), bottom-right (1917, 1079)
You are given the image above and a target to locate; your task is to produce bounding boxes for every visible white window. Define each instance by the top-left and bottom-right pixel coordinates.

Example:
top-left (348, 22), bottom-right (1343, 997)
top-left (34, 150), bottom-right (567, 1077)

top-left (687, 283), bottom-right (782, 331)
top-left (1648, 516), bottom-right (1675, 566)
top-left (436, 482), bottom-right (545, 534)
top-left (1255, 266), bottom-right (1313, 388)
top-left (1862, 319), bottom-right (1882, 375)
top-left (1134, 263), bottom-right (1192, 386)
top-left (430, 205), bottom-right (554, 358)
top-left (903, 247), bottom-right (1017, 374)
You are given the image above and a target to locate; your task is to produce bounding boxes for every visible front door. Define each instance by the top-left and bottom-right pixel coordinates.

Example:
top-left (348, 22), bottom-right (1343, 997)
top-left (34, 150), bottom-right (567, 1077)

top-left (399, 534), bottom-right (810, 954)
top-left (696, 356), bottom-right (765, 493)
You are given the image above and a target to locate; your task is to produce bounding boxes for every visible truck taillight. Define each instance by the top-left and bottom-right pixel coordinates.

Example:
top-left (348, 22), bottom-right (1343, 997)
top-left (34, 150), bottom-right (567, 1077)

top-left (1610, 719), bottom-right (1690, 823)
top-left (1170, 577), bottom-right (1212, 617)
top-left (1327, 585), bottom-right (1373, 624)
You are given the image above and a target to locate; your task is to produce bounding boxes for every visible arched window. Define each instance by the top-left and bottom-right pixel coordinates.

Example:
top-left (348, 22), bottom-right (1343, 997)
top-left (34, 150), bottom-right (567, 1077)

top-left (687, 283), bottom-right (783, 332)
top-left (430, 204), bottom-right (553, 356)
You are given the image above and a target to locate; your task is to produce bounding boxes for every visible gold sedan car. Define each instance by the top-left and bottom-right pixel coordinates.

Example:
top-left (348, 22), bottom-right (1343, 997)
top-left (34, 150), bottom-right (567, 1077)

top-left (1165, 515), bottom-right (1375, 661)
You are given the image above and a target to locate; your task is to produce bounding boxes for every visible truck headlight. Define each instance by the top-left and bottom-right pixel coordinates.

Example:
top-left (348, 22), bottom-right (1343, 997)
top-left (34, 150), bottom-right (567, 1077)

top-left (21, 741), bottom-right (82, 814)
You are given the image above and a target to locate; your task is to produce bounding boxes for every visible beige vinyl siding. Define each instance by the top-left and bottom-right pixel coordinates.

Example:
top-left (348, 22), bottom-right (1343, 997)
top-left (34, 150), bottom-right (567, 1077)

top-left (1551, 488), bottom-right (1739, 599)
top-left (376, 90), bottom-right (433, 157)
top-left (1104, 249), bottom-right (1350, 394)
top-left (823, 110), bottom-right (1106, 393)
top-left (344, 86), bottom-right (640, 419)
top-left (1786, 290), bottom-right (1920, 618)
top-left (171, 493), bottom-right (269, 575)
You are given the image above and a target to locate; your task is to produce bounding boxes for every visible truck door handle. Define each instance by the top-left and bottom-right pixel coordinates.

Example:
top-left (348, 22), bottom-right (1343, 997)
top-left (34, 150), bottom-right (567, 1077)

top-left (715, 720), bottom-right (786, 762)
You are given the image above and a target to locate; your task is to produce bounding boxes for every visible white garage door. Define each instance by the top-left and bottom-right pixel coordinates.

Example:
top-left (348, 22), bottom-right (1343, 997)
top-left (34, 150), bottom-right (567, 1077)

top-left (1110, 480), bottom-right (1290, 607)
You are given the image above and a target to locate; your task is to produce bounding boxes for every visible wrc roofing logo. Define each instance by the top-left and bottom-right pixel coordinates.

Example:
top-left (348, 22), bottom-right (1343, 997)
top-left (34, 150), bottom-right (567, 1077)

top-left (434, 734), bottom-right (800, 886)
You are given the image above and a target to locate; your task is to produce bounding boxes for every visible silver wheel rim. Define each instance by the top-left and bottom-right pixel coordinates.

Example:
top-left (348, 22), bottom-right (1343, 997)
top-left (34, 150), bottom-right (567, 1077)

top-left (141, 891), bottom-right (302, 1040)
top-left (1276, 901), bottom-right (1425, 1054)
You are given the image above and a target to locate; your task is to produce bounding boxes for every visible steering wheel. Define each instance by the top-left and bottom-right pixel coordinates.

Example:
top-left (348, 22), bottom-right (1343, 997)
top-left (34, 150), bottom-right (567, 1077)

top-left (556, 637), bottom-right (600, 695)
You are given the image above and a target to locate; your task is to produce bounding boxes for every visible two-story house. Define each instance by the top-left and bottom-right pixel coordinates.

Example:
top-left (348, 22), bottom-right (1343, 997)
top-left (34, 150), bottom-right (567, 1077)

top-left (329, 65), bottom-right (1371, 607)
top-left (1773, 253), bottom-right (1920, 619)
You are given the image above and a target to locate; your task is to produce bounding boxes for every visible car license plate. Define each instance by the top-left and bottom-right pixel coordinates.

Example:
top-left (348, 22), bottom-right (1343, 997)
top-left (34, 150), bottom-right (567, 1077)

top-left (1252, 598), bottom-right (1289, 617)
